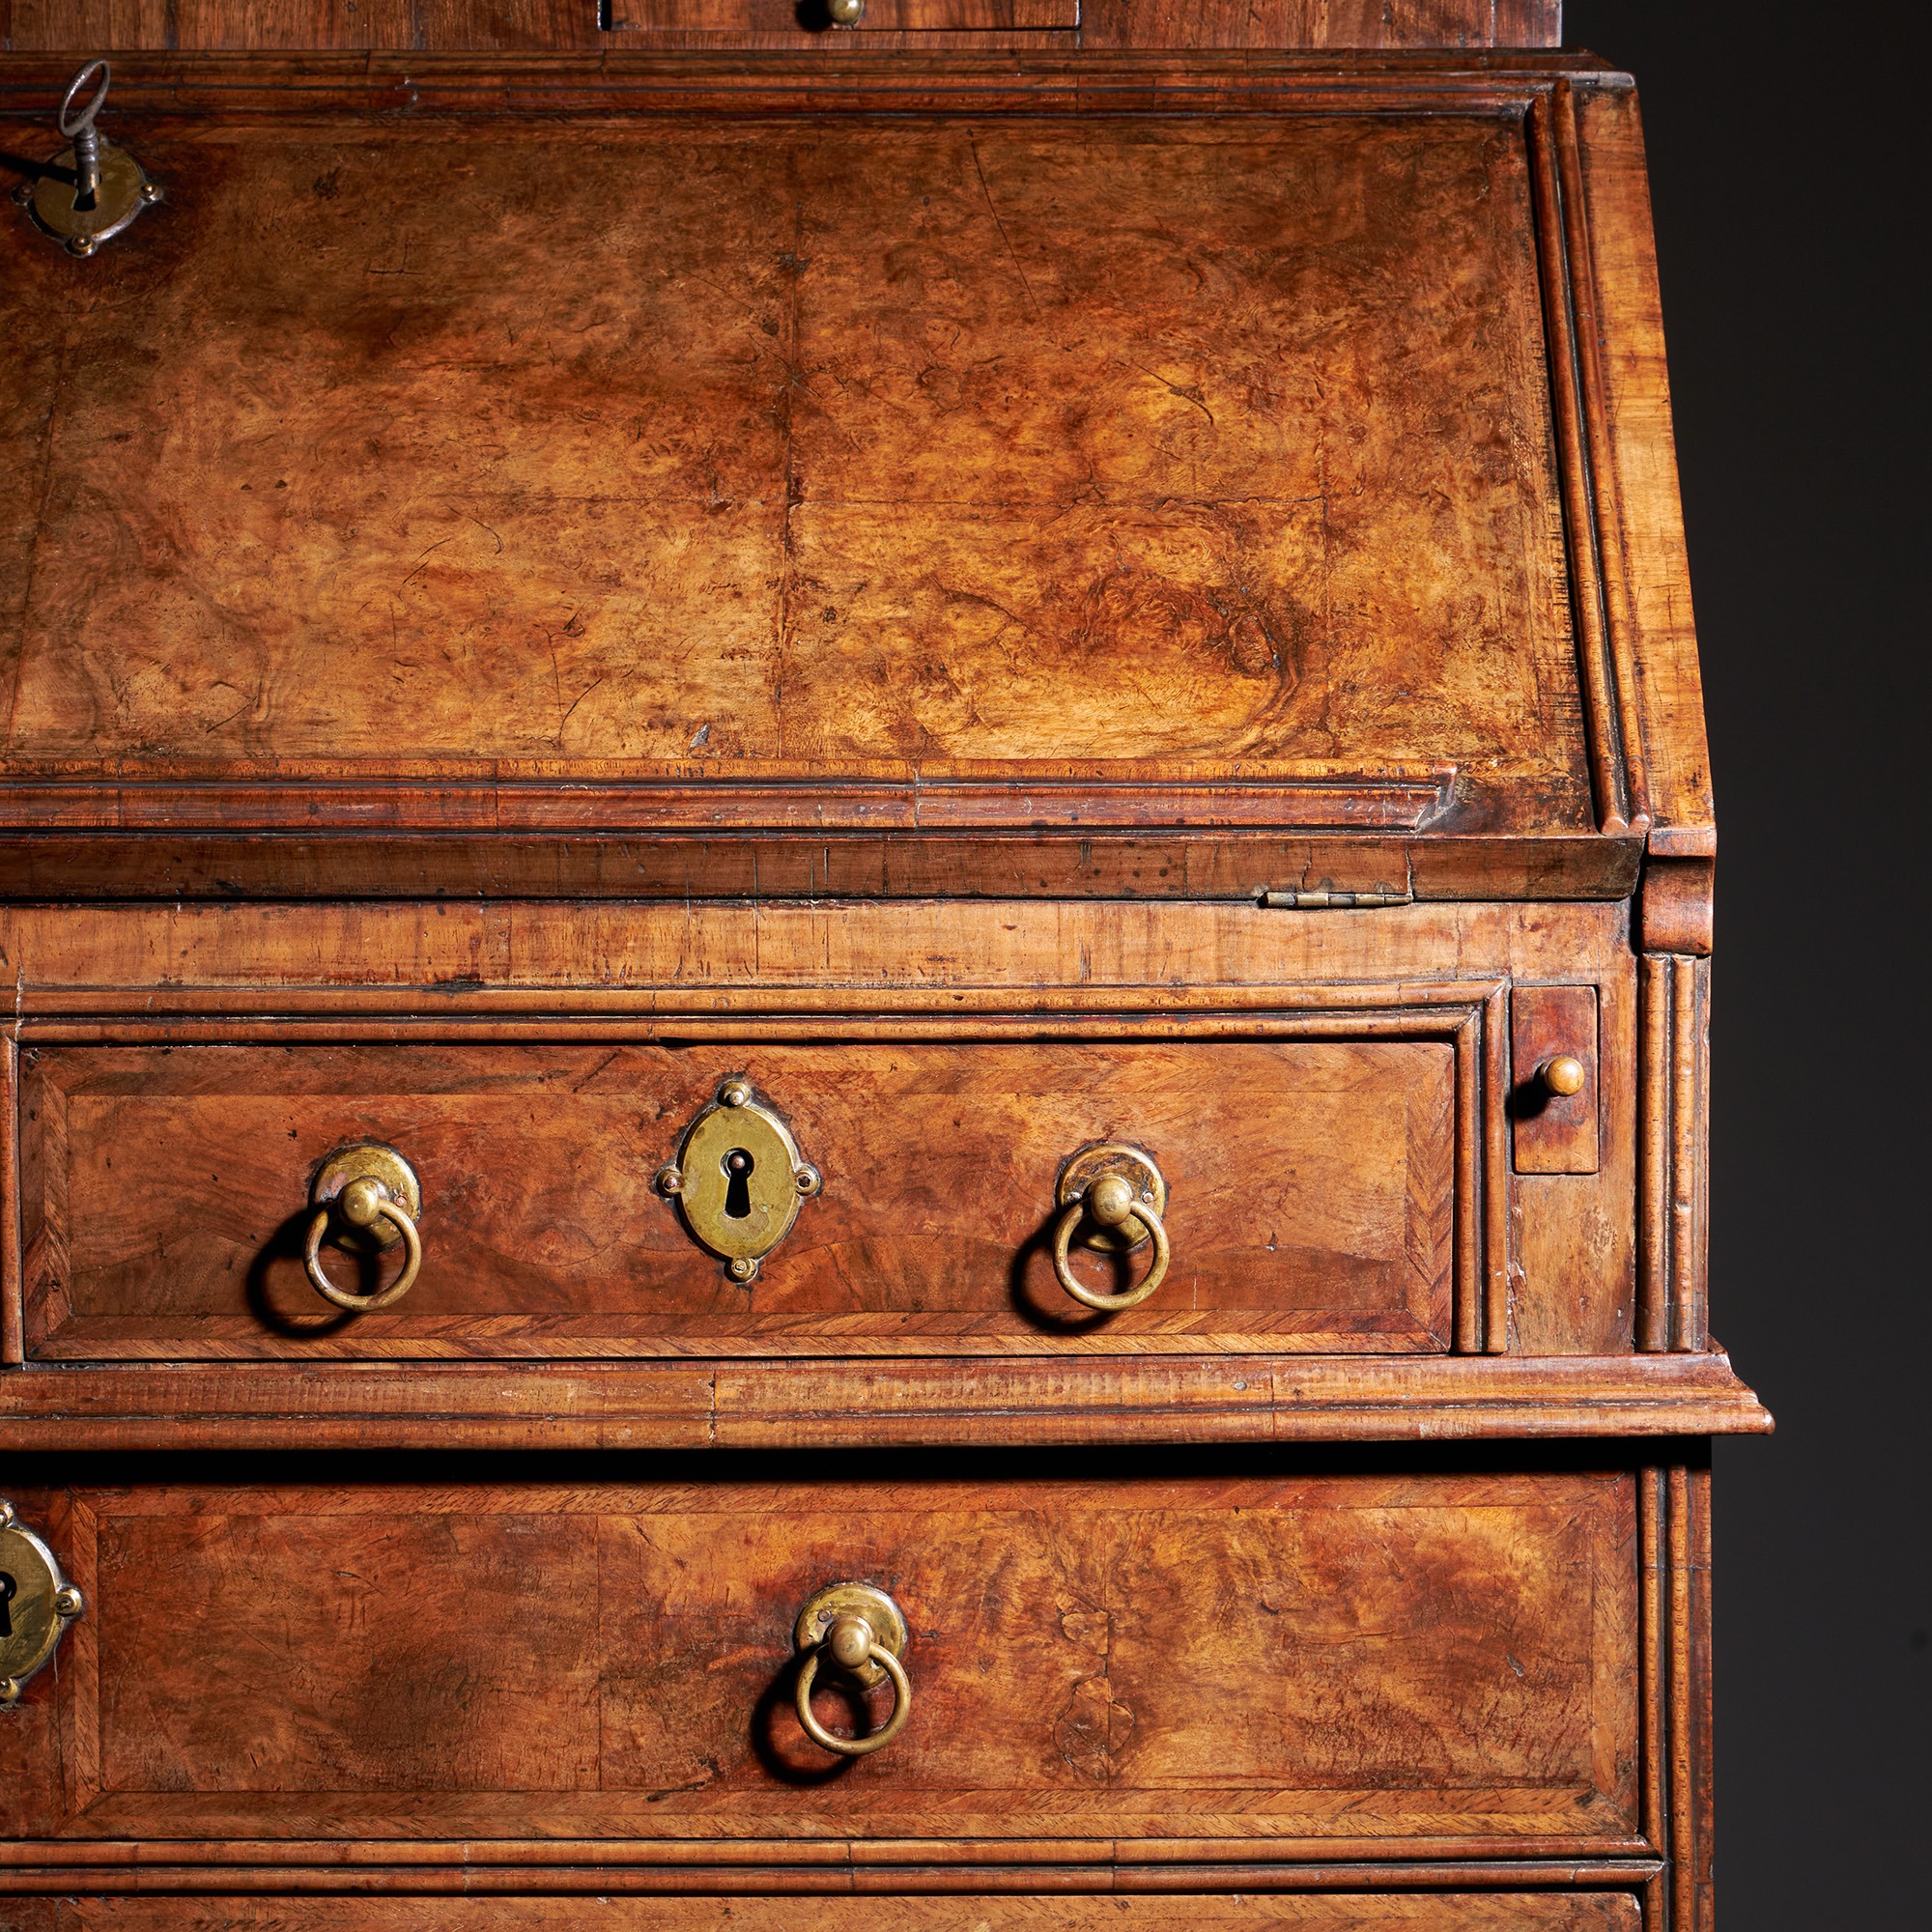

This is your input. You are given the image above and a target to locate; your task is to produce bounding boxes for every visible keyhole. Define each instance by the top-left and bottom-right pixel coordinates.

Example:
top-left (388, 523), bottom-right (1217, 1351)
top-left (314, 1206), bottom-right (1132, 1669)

top-left (0, 1571), bottom-right (15, 1640)
top-left (723, 1148), bottom-right (754, 1219)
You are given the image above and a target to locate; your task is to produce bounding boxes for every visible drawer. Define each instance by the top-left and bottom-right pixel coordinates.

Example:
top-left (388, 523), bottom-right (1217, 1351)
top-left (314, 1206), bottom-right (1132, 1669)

top-left (0, 1464), bottom-right (1641, 1859)
top-left (20, 1035), bottom-right (1461, 1361)
top-left (604, 2), bottom-right (1080, 29)
top-left (0, 1899), bottom-right (1642, 1930)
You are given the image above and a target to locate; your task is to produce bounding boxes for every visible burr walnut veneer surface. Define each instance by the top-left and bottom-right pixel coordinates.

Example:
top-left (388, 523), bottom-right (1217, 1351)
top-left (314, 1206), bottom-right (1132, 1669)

top-left (0, 52), bottom-right (1710, 910)
top-left (23, 1038), bottom-right (1456, 1357)
top-left (0, 1469), bottom-right (1637, 1849)
top-left (0, 21), bottom-right (1750, 1932)
top-left (1, 116), bottom-right (1573, 785)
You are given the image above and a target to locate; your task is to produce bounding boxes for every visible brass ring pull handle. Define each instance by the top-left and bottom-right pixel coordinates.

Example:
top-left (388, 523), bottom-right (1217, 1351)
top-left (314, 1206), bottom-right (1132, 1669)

top-left (792, 1583), bottom-right (912, 1758)
top-left (1050, 1143), bottom-right (1171, 1314)
top-left (303, 1143), bottom-right (424, 1314)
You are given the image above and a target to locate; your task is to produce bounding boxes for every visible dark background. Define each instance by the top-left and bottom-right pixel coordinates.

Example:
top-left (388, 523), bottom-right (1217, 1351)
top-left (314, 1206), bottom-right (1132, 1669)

top-left (1563, 3), bottom-right (1928, 1923)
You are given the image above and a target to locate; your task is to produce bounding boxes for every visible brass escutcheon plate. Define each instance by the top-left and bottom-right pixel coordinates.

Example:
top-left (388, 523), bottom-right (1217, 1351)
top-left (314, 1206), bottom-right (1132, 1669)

top-left (1056, 1142), bottom-right (1167, 1253)
top-left (27, 140), bottom-right (156, 253)
top-left (0, 1500), bottom-right (84, 1708)
top-left (656, 1080), bottom-right (820, 1283)
top-left (310, 1143), bottom-right (421, 1255)
top-left (793, 1581), bottom-right (908, 1690)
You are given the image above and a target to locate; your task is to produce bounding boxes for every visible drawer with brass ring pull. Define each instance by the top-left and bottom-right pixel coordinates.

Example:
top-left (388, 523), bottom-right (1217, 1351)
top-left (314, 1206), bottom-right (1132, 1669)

top-left (15, 1031), bottom-right (1469, 1362)
top-left (0, 1459), bottom-right (1659, 1870)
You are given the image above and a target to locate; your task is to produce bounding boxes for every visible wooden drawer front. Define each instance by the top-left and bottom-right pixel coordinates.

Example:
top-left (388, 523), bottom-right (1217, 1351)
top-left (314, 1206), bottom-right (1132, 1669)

top-left (3, 1897), bottom-right (1643, 1930)
top-left (0, 1470), bottom-right (1638, 1855)
top-left (22, 1037), bottom-right (1458, 1360)
top-left (606, 2), bottom-right (1080, 29)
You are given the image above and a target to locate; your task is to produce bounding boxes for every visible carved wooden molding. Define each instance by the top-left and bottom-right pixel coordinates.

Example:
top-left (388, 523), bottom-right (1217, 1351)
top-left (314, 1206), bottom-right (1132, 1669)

top-left (0, 1353), bottom-right (1768, 1452)
top-left (1638, 1462), bottom-right (1714, 1931)
top-left (1638, 953), bottom-right (1710, 1352)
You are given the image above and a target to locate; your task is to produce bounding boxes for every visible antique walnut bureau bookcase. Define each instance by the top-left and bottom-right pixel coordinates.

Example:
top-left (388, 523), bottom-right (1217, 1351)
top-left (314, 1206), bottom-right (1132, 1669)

top-left (0, 4), bottom-right (1768, 1930)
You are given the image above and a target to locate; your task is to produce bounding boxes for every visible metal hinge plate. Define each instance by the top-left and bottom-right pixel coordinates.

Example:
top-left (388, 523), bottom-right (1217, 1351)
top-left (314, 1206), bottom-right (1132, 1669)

top-left (1258, 881), bottom-right (1414, 910)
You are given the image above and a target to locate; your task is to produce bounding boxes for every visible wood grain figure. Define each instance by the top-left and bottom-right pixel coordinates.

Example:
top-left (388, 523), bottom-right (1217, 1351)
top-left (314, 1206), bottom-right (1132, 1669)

top-left (0, 18), bottom-right (1754, 1930)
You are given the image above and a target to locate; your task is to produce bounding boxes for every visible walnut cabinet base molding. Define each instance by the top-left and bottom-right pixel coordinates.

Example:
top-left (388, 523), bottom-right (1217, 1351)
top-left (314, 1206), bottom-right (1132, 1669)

top-left (0, 7), bottom-right (1762, 1929)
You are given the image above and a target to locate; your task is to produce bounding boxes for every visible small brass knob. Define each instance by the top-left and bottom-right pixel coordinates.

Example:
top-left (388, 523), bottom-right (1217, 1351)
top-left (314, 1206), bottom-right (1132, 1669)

top-left (303, 1143), bottom-right (424, 1314)
top-left (824, 1614), bottom-right (875, 1672)
top-left (791, 1582), bottom-right (912, 1758)
top-left (1541, 1055), bottom-right (1587, 1098)
top-left (827, 0), bottom-right (867, 23)
top-left (1086, 1173), bottom-right (1137, 1227)
top-left (1050, 1144), bottom-right (1172, 1314)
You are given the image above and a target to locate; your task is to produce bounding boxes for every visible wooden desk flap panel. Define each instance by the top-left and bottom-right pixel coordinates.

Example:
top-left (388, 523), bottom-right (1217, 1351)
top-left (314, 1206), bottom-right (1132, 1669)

top-left (0, 111), bottom-right (1564, 783)
top-left (0, 60), bottom-right (1699, 897)
top-left (0, 1470), bottom-right (1639, 1855)
top-left (20, 1037), bottom-right (1457, 1358)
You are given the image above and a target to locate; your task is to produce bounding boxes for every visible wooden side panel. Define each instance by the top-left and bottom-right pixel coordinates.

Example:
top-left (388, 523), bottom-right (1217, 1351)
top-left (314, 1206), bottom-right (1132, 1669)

top-left (21, 1037), bottom-right (1457, 1358)
top-left (1574, 85), bottom-right (1714, 860)
top-left (0, 1471), bottom-right (1641, 1850)
top-left (33, 1897), bottom-right (1643, 1929)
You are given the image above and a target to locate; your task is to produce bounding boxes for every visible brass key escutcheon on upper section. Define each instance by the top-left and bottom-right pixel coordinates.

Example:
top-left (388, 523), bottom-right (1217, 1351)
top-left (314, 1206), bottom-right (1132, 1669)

top-left (0, 1500), bottom-right (85, 1709)
top-left (17, 61), bottom-right (161, 256)
top-left (656, 1079), bottom-right (821, 1284)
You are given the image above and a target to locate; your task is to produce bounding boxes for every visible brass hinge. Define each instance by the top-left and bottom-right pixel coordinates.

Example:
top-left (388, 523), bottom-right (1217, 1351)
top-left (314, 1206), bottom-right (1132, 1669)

top-left (1257, 881), bottom-right (1414, 910)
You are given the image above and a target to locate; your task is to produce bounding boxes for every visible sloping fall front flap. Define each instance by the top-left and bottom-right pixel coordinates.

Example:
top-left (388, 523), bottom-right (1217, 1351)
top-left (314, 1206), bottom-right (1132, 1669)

top-left (0, 55), bottom-right (1710, 900)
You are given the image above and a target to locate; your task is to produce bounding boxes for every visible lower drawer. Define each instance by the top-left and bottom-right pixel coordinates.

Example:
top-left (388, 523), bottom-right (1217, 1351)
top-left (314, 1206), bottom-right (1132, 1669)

top-left (0, 1462), bottom-right (1643, 1861)
top-left (0, 1898), bottom-right (1644, 1930)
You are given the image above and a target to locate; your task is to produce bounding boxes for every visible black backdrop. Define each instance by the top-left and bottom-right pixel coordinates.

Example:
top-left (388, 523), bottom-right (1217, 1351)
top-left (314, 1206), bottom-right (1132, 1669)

top-left (1562, 4), bottom-right (1928, 1923)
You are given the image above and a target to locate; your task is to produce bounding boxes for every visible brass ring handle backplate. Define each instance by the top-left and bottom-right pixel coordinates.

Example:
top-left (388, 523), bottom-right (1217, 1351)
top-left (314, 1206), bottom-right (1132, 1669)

top-left (1051, 1142), bottom-right (1171, 1313)
top-left (792, 1582), bottom-right (911, 1758)
top-left (304, 1143), bottom-right (424, 1313)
